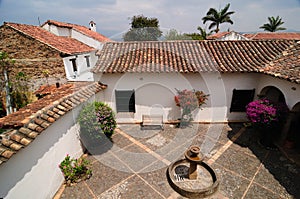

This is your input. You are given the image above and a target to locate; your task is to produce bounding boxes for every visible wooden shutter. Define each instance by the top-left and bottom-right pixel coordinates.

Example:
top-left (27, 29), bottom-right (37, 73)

top-left (115, 90), bottom-right (135, 112)
top-left (230, 89), bottom-right (255, 112)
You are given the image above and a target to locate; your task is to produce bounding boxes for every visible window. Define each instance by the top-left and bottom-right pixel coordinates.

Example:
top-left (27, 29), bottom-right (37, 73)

top-left (85, 55), bottom-right (90, 67)
top-left (70, 58), bottom-right (77, 72)
top-left (115, 90), bottom-right (135, 113)
top-left (230, 89), bottom-right (255, 112)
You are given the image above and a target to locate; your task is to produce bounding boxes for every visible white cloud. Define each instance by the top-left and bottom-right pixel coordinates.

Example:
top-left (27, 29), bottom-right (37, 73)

top-left (0, 0), bottom-right (299, 36)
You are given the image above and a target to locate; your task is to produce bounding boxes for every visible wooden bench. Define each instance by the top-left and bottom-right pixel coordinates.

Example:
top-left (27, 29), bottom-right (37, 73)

top-left (141, 114), bottom-right (164, 130)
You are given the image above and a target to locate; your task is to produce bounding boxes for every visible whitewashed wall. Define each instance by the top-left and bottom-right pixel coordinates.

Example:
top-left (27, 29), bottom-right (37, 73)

top-left (71, 29), bottom-right (104, 49)
top-left (42, 24), bottom-right (104, 49)
top-left (257, 74), bottom-right (300, 109)
top-left (42, 24), bottom-right (71, 37)
top-left (0, 93), bottom-right (102, 199)
top-left (96, 72), bottom-right (263, 123)
top-left (63, 51), bottom-right (97, 81)
top-left (218, 32), bottom-right (248, 40)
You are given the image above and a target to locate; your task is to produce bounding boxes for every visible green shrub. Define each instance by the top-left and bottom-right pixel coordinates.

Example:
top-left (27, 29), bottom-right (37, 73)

top-left (77, 101), bottom-right (116, 138)
top-left (59, 154), bottom-right (92, 186)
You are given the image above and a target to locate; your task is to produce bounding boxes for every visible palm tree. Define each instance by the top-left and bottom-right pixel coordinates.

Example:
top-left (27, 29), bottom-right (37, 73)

top-left (197, 26), bottom-right (213, 40)
top-left (202, 3), bottom-right (235, 33)
top-left (259, 16), bottom-right (286, 32)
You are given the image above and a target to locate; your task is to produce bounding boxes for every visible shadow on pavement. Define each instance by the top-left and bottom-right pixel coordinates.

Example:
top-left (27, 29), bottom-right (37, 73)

top-left (229, 124), bottom-right (300, 198)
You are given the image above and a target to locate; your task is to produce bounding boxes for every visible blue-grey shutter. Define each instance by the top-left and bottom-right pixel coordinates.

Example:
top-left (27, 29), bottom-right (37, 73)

top-left (115, 90), bottom-right (135, 112)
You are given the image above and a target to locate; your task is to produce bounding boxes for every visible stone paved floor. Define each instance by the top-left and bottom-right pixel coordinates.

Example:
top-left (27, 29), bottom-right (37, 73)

top-left (55, 123), bottom-right (300, 199)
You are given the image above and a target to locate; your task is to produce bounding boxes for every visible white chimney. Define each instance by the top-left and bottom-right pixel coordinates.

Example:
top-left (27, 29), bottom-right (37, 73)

top-left (89, 21), bottom-right (96, 32)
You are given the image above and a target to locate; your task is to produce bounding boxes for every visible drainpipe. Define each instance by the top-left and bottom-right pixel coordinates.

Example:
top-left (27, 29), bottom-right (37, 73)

top-left (4, 69), bottom-right (12, 115)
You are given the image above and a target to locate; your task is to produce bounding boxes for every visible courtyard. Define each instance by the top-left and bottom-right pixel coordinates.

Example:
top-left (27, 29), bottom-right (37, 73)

top-left (55, 123), bottom-right (300, 199)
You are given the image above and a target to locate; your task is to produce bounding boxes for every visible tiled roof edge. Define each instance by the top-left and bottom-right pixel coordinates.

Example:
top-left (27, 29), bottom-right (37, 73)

top-left (4, 23), bottom-right (70, 55)
top-left (0, 82), bottom-right (107, 165)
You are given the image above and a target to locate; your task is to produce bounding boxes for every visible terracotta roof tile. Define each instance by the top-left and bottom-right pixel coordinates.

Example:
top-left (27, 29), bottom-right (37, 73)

top-left (262, 41), bottom-right (300, 83)
top-left (0, 82), bottom-right (106, 165)
top-left (207, 32), bottom-right (230, 39)
top-left (243, 32), bottom-right (300, 40)
top-left (93, 40), bottom-right (294, 75)
top-left (5, 22), bottom-right (95, 55)
top-left (44, 20), bottom-right (112, 42)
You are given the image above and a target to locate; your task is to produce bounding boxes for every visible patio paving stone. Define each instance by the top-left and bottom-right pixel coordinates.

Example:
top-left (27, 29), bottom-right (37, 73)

top-left (112, 147), bottom-right (159, 173)
top-left (111, 132), bottom-right (134, 150)
top-left (139, 166), bottom-right (175, 198)
top-left (121, 143), bottom-right (148, 153)
top-left (204, 124), bottom-right (230, 144)
top-left (211, 163), bottom-right (250, 199)
top-left (84, 159), bottom-right (132, 196)
top-left (56, 123), bottom-right (300, 199)
top-left (253, 165), bottom-right (292, 198)
top-left (259, 150), bottom-right (300, 197)
top-left (215, 146), bottom-right (262, 180)
top-left (59, 183), bottom-right (94, 199)
top-left (98, 174), bottom-right (164, 199)
top-left (243, 183), bottom-right (282, 199)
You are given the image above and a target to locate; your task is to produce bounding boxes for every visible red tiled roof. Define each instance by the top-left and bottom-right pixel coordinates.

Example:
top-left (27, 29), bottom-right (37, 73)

top-left (262, 41), bottom-right (300, 83)
top-left (0, 82), bottom-right (107, 165)
top-left (5, 22), bottom-right (94, 55)
top-left (92, 40), bottom-right (294, 74)
top-left (34, 84), bottom-right (59, 95)
top-left (44, 20), bottom-right (112, 42)
top-left (207, 32), bottom-right (230, 40)
top-left (243, 32), bottom-right (300, 40)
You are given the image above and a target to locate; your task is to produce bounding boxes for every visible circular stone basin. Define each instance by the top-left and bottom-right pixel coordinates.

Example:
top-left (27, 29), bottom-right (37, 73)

top-left (167, 159), bottom-right (219, 198)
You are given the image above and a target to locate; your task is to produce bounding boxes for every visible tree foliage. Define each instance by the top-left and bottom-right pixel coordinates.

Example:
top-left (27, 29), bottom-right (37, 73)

top-left (164, 29), bottom-right (192, 40)
top-left (0, 52), bottom-right (33, 115)
top-left (123, 15), bottom-right (163, 41)
top-left (197, 26), bottom-right (213, 40)
top-left (202, 3), bottom-right (235, 33)
top-left (259, 16), bottom-right (286, 32)
top-left (164, 28), bottom-right (213, 41)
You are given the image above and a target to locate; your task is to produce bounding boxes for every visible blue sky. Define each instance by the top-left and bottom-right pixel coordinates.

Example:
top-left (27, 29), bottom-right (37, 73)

top-left (1, 0), bottom-right (300, 39)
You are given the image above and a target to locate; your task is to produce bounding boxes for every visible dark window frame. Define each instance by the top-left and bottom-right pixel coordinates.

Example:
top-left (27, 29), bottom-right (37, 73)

top-left (230, 89), bottom-right (255, 112)
top-left (70, 58), bottom-right (77, 72)
top-left (84, 55), bottom-right (90, 68)
top-left (115, 90), bottom-right (135, 113)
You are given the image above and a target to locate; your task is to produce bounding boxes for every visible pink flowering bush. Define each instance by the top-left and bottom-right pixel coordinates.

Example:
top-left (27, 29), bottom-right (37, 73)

top-left (246, 99), bottom-right (288, 127)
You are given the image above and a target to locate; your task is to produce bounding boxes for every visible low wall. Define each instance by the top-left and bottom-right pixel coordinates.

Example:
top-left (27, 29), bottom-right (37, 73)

top-left (0, 104), bottom-right (84, 199)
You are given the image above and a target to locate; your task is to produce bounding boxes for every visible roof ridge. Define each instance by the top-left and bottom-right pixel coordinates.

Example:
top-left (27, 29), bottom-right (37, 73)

top-left (5, 22), bottom-right (94, 55)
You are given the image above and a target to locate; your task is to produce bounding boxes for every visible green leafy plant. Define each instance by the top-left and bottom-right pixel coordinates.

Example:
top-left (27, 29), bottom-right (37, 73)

top-left (59, 154), bottom-right (92, 186)
top-left (77, 101), bottom-right (116, 138)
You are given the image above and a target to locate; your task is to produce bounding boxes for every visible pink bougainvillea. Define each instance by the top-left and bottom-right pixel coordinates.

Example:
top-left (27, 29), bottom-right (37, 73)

top-left (246, 99), bottom-right (288, 127)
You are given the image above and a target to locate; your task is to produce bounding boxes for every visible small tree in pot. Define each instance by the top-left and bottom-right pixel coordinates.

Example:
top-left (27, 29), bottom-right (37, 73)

top-left (174, 89), bottom-right (209, 127)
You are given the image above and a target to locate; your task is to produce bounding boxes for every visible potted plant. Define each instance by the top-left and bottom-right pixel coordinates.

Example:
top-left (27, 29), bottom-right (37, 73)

top-left (174, 89), bottom-right (209, 127)
top-left (246, 98), bottom-right (289, 149)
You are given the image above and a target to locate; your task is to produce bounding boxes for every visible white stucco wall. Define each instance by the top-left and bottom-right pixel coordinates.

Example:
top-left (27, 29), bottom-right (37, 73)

top-left (42, 24), bottom-right (71, 37)
top-left (219, 32), bottom-right (248, 41)
top-left (63, 51), bottom-right (97, 81)
top-left (96, 72), bottom-right (264, 123)
top-left (0, 93), bottom-right (103, 199)
top-left (257, 74), bottom-right (300, 109)
top-left (72, 29), bottom-right (104, 49)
